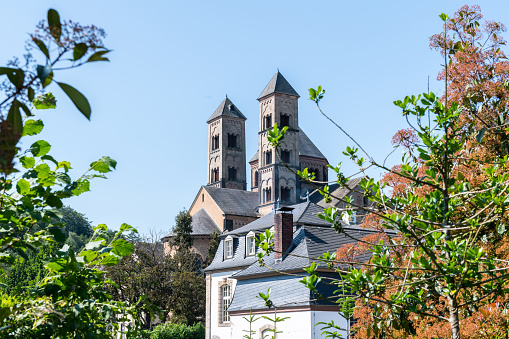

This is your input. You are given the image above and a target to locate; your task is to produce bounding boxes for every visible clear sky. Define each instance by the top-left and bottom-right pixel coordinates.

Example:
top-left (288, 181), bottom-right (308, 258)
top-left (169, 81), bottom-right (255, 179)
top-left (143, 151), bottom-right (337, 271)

top-left (1, 1), bottom-right (508, 235)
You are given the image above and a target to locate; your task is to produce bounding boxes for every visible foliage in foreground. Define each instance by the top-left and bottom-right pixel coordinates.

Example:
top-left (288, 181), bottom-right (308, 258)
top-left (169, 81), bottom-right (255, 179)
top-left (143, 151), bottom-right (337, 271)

top-left (0, 8), bottom-right (159, 338)
top-left (150, 322), bottom-right (205, 339)
top-left (262, 5), bottom-right (509, 339)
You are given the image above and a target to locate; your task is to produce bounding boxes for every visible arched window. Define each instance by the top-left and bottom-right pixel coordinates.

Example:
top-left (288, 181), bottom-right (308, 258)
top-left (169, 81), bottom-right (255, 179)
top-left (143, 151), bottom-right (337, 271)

top-left (280, 113), bottom-right (290, 128)
top-left (281, 186), bottom-right (291, 202)
top-left (281, 149), bottom-right (290, 163)
top-left (264, 115), bottom-right (272, 129)
top-left (228, 167), bottom-right (237, 181)
top-left (254, 171), bottom-right (259, 187)
top-left (264, 187), bottom-right (272, 203)
top-left (212, 135), bottom-right (220, 150)
top-left (265, 150), bottom-right (272, 166)
top-left (227, 133), bottom-right (237, 148)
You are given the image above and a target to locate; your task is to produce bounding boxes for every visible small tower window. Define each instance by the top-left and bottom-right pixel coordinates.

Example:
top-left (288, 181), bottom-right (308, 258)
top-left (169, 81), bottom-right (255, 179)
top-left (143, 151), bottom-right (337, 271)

top-left (281, 186), bottom-right (291, 202)
top-left (281, 150), bottom-right (290, 163)
top-left (280, 113), bottom-right (290, 128)
top-left (265, 150), bottom-right (272, 166)
top-left (228, 167), bottom-right (237, 181)
top-left (264, 115), bottom-right (272, 129)
top-left (227, 134), bottom-right (237, 148)
top-left (254, 171), bottom-right (259, 187)
top-left (212, 135), bottom-right (220, 150)
top-left (264, 187), bottom-right (272, 203)
top-left (211, 168), bottom-right (219, 182)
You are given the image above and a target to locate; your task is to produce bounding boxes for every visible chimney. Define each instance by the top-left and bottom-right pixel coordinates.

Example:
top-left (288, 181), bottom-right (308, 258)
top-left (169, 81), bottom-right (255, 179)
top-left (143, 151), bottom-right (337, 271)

top-left (274, 206), bottom-right (294, 262)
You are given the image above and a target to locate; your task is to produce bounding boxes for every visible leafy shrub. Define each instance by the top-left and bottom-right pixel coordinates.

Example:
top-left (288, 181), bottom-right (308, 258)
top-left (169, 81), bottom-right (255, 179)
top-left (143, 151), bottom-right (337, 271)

top-left (150, 323), bottom-right (205, 339)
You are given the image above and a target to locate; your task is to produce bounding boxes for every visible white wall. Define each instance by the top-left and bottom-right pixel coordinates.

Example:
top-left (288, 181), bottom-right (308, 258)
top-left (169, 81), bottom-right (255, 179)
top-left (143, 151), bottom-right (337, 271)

top-left (312, 311), bottom-right (348, 339)
top-left (210, 270), bottom-right (239, 339)
top-left (231, 310), bottom-right (312, 339)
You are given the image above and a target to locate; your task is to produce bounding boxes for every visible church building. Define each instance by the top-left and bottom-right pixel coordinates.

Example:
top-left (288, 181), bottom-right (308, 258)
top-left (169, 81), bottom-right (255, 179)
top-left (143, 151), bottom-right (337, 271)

top-left (163, 71), bottom-right (372, 339)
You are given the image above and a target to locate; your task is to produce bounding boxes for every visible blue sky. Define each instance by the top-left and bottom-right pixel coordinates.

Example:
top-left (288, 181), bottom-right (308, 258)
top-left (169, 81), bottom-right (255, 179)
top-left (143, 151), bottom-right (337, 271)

top-left (1, 1), bottom-right (508, 235)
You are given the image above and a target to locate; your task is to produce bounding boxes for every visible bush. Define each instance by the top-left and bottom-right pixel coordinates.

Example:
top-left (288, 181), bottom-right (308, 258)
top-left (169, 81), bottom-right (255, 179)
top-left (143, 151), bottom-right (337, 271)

top-left (150, 323), bottom-right (205, 339)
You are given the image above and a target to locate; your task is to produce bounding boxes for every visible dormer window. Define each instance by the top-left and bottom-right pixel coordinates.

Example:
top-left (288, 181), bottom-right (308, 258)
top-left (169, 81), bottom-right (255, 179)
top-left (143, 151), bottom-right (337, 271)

top-left (246, 231), bottom-right (256, 256)
top-left (225, 236), bottom-right (233, 259)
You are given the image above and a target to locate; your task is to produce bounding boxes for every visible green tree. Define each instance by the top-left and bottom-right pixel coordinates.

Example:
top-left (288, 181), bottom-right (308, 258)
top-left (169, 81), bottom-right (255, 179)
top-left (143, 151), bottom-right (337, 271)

top-left (262, 11), bottom-right (509, 339)
top-left (204, 231), bottom-right (220, 267)
top-left (106, 231), bottom-right (206, 326)
top-left (170, 209), bottom-right (193, 250)
top-left (0, 9), bottom-right (158, 337)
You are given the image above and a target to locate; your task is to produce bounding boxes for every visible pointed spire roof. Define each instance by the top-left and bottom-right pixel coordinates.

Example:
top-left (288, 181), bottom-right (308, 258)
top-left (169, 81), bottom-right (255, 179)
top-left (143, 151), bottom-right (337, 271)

top-left (207, 97), bottom-right (247, 123)
top-left (257, 71), bottom-right (300, 100)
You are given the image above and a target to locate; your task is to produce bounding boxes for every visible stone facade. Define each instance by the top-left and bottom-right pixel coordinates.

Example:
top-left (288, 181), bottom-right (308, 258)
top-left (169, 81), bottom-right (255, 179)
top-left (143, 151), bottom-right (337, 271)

top-left (207, 98), bottom-right (247, 191)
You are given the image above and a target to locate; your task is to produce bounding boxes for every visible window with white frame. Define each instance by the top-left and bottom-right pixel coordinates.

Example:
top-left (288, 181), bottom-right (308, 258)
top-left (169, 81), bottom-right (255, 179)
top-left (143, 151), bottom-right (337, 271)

top-left (225, 236), bottom-right (233, 259)
top-left (222, 284), bottom-right (231, 322)
top-left (246, 231), bottom-right (256, 256)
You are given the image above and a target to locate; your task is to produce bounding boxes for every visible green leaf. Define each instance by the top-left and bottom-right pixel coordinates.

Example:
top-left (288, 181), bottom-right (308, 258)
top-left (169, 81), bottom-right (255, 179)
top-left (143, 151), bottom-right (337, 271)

top-left (33, 93), bottom-right (57, 110)
top-left (16, 179), bottom-right (30, 195)
top-left (112, 239), bottom-right (133, 256)
top-left (7, 100), bottom-right (23, 135)
top-left (87, 50), bottom-right (110, 62)
top-left (54, 172), bottom-right (71, 185)
top-left (6, 68), bottom-right (24, 89)
top-left (23, 119), bottom-right (44, 136)
top-left (476, 127), bottom-right (487, 143)
top-left (28, 87), bottom-right (35, 102)
top-left (120, 223), bottom-right (138, 234)
top-left (90, 156), bottom-right (117, 173)
top-left (19, 102), bottom-right (32, 117)
top-left (85, 240), bottom-right (104, 250)
top-left (57, 82), bottom-right (91, 119)
top-left (20, 156), bottom-right (35, 169)
top-left (73, 43), bottom-right (89, 61)
top-left (36, 64), bottom-right (53, 88)
top-left (30, 140), bottom-right (51, 157)
top-left (497, 223), bottom-right (506, 235)
top-left (46, 195), bottom-right (63, 208)
top-left (32, 38), bottom-right (50, 59)
top-left (48, 227), bottom-right (66, 242)
top-left (47, 9), bottom-right (62, 41)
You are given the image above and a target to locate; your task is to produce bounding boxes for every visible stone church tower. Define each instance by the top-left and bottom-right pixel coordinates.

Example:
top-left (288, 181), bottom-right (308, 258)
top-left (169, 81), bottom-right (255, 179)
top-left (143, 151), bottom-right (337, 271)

top-left (256, 71), bottom-right (301, 215)
top-left (207, 96), bottom-right (247, 190)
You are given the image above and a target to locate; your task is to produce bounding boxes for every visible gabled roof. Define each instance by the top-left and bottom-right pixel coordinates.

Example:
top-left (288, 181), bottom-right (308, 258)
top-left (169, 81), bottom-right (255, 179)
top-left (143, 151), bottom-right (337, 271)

top-left (248, 129), bottom-right (326, 164)
top-left (207, 97), bottom-right (246, 123)
top-left (231, 225), bottom-right (381, 279)
top-left (257, 71), bottom-right (300, 100)
top-left (299, 128), bottom-right (327, 160)
top-left (202, 186), bottom-right (259, 218)
top-left (161, 208), bottom-right (220, 241)
top-left (309, 177), bottom-right (364, 208)
top-left (224, 201), bottom-right (331, 237)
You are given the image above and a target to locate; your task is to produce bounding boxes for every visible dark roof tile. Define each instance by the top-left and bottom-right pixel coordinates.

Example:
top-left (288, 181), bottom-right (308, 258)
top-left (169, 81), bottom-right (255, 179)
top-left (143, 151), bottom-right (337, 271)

top-left (257, 71), bottom-right (299, 100)
top-left (207, 97), bottom-right (246, 123)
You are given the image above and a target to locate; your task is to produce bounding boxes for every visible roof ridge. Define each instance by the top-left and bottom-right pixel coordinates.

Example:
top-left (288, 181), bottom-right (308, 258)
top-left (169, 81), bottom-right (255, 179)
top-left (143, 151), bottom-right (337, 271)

top-left (207, 97), bottom-right (247, 123)
top-left (257, 71), bottom-right (300, 100)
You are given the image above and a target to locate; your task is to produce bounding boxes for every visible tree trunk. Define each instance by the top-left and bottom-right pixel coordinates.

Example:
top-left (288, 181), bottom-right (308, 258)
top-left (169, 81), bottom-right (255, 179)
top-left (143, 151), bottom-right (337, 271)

top-left (448, 295), bottom-right (461, 339)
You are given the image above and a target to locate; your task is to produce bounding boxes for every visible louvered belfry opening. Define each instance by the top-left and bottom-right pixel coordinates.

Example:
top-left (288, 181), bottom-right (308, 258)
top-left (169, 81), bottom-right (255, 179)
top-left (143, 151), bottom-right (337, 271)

top-left (274, 206), bottom-right (294, 261)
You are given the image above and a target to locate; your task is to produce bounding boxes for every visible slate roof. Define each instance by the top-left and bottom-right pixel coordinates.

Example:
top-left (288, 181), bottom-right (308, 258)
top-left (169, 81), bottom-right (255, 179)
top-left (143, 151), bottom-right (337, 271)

top-left (231, 226), bottom-right (380, 279)
top-left (299, 128), bottom-right (327, 160)
top-left (161, 208), bottom-right (220, 240)
top-left (248, 129), bottom-right (326, 164)
top-left (258, 71), bottom-right (300, 100)
top-left (203, 232), bottom-right (259, 271)
top-left (309, 177), bottom-right (364, 208)
top-left (207, 97), bottom-right (246, 123)
top-left (202, 186), bottom-right (259, 218)
top-left (228, 272), bottom-right (342, 312)
top-left (223, 201), bottom-right (331, 237)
